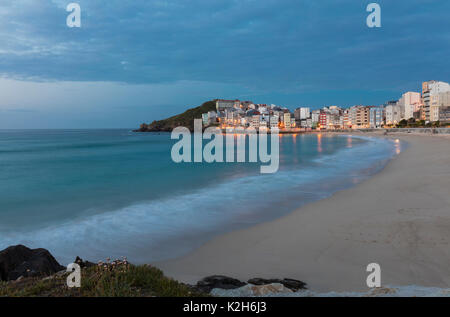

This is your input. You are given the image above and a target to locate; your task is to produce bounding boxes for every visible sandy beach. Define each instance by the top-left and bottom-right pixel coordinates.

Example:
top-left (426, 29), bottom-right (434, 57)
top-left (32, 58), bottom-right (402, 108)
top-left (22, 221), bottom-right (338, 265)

top-left (157, 132), bottom-right (450, 292)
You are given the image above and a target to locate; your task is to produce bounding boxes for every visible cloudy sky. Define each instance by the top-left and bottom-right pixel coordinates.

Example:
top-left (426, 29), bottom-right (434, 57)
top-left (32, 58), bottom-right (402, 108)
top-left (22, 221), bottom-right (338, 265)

top-left (0, 0), bottom-right (448, 128)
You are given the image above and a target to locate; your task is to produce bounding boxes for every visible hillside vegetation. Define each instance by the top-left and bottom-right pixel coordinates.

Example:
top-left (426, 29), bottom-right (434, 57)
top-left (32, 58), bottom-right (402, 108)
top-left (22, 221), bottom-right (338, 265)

top-left (138, 100), bottom-right (217, 132)
top-left (0, 263), bottom-right (207, 297)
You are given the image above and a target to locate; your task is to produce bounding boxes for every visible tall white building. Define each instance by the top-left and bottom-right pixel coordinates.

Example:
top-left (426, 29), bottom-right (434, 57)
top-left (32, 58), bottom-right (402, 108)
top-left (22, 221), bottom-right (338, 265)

top-left (269, 116), bottom-right (279, 129)
top-left (283, 112), bottom-right (292, 129)
top-left (385, 105), bottom-right (401, 125)
top-left (311, 110), bottom-right (320, 124)
top-left (250, 115), bottom-right (260, 129)
top-left (398, 92), bottom-right (421, 120)
top-left (422, 81), bottom-right (450, 121)
top-left (369, 106), bottom-right (385, 128)
top-left (294, 107), bottom-right (311, 120)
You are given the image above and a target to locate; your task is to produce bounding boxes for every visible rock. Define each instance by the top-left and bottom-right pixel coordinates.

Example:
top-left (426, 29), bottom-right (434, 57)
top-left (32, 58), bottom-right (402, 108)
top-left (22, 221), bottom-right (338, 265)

top-left (211, 283), bottom-right (295, 297)
top-left (250, 283), bottom-right (293, 296)
top-left (196, 275), bottom-right (247, 293)
top-left (248, 278), bottom-right (307, 291)
top-left (74, 256), bottom-right (96, 268)
top-left (0, 245), bottom-right (65, 281)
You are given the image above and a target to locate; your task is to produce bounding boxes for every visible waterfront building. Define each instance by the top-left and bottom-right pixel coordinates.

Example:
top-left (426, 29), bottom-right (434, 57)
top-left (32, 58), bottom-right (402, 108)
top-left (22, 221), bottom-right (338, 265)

top-left (294, 108), bottom-right (301, 120)
top-left (422, 81), bottom-right (450, 121)
top-left (342, 110), bottom-right (351, 129)
top-left (385, 104), bottom-right (401, 125)
top-left (294, 107), bottom-right (311, 120)
top-left (311, 110), bottom-right (320, 124)
top-left (439, 106), bottom-right (450, 124)
top-left (270, 116), bottom-right (279, 129)
top-left (250, 115), bottom-right (260, 129)
top-left (284, 112), bottom-right (292, 129)
top-left (398, 92), bottom-right (421, 120)
top-left (290, 117), bottom-right (296, 128)
top-left (369, 106), bottom-right (385, 128)
top-left (319, 111), bottom-right (327, 129)
top-left (431, 91), bottom-right (450, 122)
top-left (300, 120), bottom-right (307, 128)
top-left (352, 106), bottom-right (370, 128)
top-left (259, 118), bottom-right (269, 128)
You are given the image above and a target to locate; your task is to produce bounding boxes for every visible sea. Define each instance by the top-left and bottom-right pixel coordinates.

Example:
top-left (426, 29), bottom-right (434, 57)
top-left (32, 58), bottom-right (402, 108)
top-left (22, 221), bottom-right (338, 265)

top-left (0, 129), bottom-right (403, 265)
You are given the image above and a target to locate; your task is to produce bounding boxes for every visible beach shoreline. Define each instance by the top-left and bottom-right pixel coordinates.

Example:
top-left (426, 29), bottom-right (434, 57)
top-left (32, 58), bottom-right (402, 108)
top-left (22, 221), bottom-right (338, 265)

top-left (156, 132), bottom-right (450, 292)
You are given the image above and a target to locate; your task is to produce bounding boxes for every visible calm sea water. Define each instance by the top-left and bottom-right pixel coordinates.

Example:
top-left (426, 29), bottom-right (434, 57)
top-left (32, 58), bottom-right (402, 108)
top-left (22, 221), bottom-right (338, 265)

top-left (0, 130), bottom-right (402, 264)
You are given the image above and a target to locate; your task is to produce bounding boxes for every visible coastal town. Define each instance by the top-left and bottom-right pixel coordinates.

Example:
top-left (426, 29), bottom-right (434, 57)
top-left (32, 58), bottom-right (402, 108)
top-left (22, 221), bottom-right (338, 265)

top-left (201, 80), bottom-right (450, 132)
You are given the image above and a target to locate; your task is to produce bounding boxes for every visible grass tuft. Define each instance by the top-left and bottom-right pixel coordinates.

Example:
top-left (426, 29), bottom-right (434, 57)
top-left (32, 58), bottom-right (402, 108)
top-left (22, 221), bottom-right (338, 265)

top-left (0, 261), bottom-right (207, 297)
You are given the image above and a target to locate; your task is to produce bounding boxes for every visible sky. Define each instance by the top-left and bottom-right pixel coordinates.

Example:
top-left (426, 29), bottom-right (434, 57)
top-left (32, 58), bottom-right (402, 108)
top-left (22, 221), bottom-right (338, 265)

top-left (0, 0), bottom-right (449, 128)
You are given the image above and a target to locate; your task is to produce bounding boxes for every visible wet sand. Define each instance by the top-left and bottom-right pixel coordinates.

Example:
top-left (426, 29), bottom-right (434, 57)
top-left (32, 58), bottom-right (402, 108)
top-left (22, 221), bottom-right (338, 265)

top-left (157, 132), bottom-right (450, 292)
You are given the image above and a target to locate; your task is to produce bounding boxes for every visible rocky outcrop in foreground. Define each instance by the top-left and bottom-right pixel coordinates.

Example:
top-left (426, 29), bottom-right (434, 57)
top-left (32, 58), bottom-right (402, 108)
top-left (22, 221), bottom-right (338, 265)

top-left (0, 244), bottom-right (308, 297)
top-left (195, 275), bottom-right (247, 293)
top-left (0, 245), bottom-right (65, 281)
top-left (194, 275), bottom-right (307, 295)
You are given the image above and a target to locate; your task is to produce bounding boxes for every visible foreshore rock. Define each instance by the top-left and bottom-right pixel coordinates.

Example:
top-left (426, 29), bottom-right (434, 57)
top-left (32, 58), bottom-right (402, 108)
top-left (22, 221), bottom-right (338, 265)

top-left (195, 275), bottom-right (308, 294)
top-left (247, 278), bottom-right (307, 291)
top-left (196, 275), bottom-right (247, 293)
top-left (211, 283), bottom-right (294, 297)
top-left (0, 245), bottom-right (65, 281)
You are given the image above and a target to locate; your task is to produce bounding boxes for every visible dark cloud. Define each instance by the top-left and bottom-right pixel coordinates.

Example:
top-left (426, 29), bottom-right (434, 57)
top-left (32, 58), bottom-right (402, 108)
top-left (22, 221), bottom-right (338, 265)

top-left (0, 0), bottom-right (448, 91)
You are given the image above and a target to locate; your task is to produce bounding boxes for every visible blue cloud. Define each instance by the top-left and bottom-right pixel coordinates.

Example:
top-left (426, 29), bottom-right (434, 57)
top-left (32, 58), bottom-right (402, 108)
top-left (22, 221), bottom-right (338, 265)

top-left (0, 0), bottom-right (447, 88)
top-left (0, 0), bottom-right (448, 127)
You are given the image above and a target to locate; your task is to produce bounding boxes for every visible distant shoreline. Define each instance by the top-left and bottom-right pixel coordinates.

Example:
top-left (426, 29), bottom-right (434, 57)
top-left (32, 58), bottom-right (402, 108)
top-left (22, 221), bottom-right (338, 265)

top-left (134, 127), bottom-right (450, 135)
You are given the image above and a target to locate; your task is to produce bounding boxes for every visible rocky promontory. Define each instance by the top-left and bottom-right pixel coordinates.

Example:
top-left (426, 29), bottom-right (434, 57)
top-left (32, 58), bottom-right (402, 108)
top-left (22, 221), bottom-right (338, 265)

top-left (136, 100), bottom-right (217, 132)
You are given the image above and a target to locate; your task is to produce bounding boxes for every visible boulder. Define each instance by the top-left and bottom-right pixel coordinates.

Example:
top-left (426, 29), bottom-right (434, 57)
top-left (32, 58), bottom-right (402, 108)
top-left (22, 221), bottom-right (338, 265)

top-left (248, 278), bottom-right (307, 291)
top-left (250, 283), bottom-right (293, 296)
top-left (0, 245), bottom-right (65, 281)
top-left (74, 256), bottom-right (96, 268)
top-left (196, 275), bottom-right (247, 293)
top-left (210, 283), bottom-right (295, 297)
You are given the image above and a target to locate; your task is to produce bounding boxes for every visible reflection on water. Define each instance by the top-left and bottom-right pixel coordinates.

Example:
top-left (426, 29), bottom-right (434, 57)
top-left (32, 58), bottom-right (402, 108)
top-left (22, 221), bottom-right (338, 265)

top-left (317, 134), bottom-right (323, 153)
top-left (347, 136), bottom-right (353, 148)
top-left (394, 139), bottom-right (401, 155)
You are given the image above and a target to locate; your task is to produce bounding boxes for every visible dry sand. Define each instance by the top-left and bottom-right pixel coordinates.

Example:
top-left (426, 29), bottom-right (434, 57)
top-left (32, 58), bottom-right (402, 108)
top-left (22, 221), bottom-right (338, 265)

top-left (157, 132), bottom-right (450, 292)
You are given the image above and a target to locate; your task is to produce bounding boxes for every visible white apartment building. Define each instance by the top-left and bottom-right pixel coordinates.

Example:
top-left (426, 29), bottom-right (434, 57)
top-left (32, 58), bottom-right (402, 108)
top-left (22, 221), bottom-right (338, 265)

top-left (294, 107), bottom-right (310, 120)
top-left (259, 119), bottom-right (268, 128)
top-left (422, 81), bottom-right (450, 121)
top-left (283, 113), bottom-right (292, 129)
top-left (269, 116), bottom-right (279, 129)
top-left (385, 105), bottom-right (401, 125)
top-left (398, 92), bottom-right (421, 120)
top-left (311, 110), bottom-right (320, 124)
top-left (431, 91), bottom-right (450, 122)
top-left (250, 115), bottom-right (260, 129)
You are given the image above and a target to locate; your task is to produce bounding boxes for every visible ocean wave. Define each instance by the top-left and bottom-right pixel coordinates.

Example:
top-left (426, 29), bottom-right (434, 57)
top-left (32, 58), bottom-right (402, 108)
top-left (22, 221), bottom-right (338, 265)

top-left (0, 136), bottom-right (401, 265)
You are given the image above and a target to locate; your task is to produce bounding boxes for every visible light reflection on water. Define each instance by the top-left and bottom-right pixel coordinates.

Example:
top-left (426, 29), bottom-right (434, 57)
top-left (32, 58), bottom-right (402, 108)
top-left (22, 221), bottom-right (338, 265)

top-left (347, 136), bottom-right (353, 148)
top-left (317, 133), bottom-right (323, 153)
top-left (394, 139), bottom-right (401, 155)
